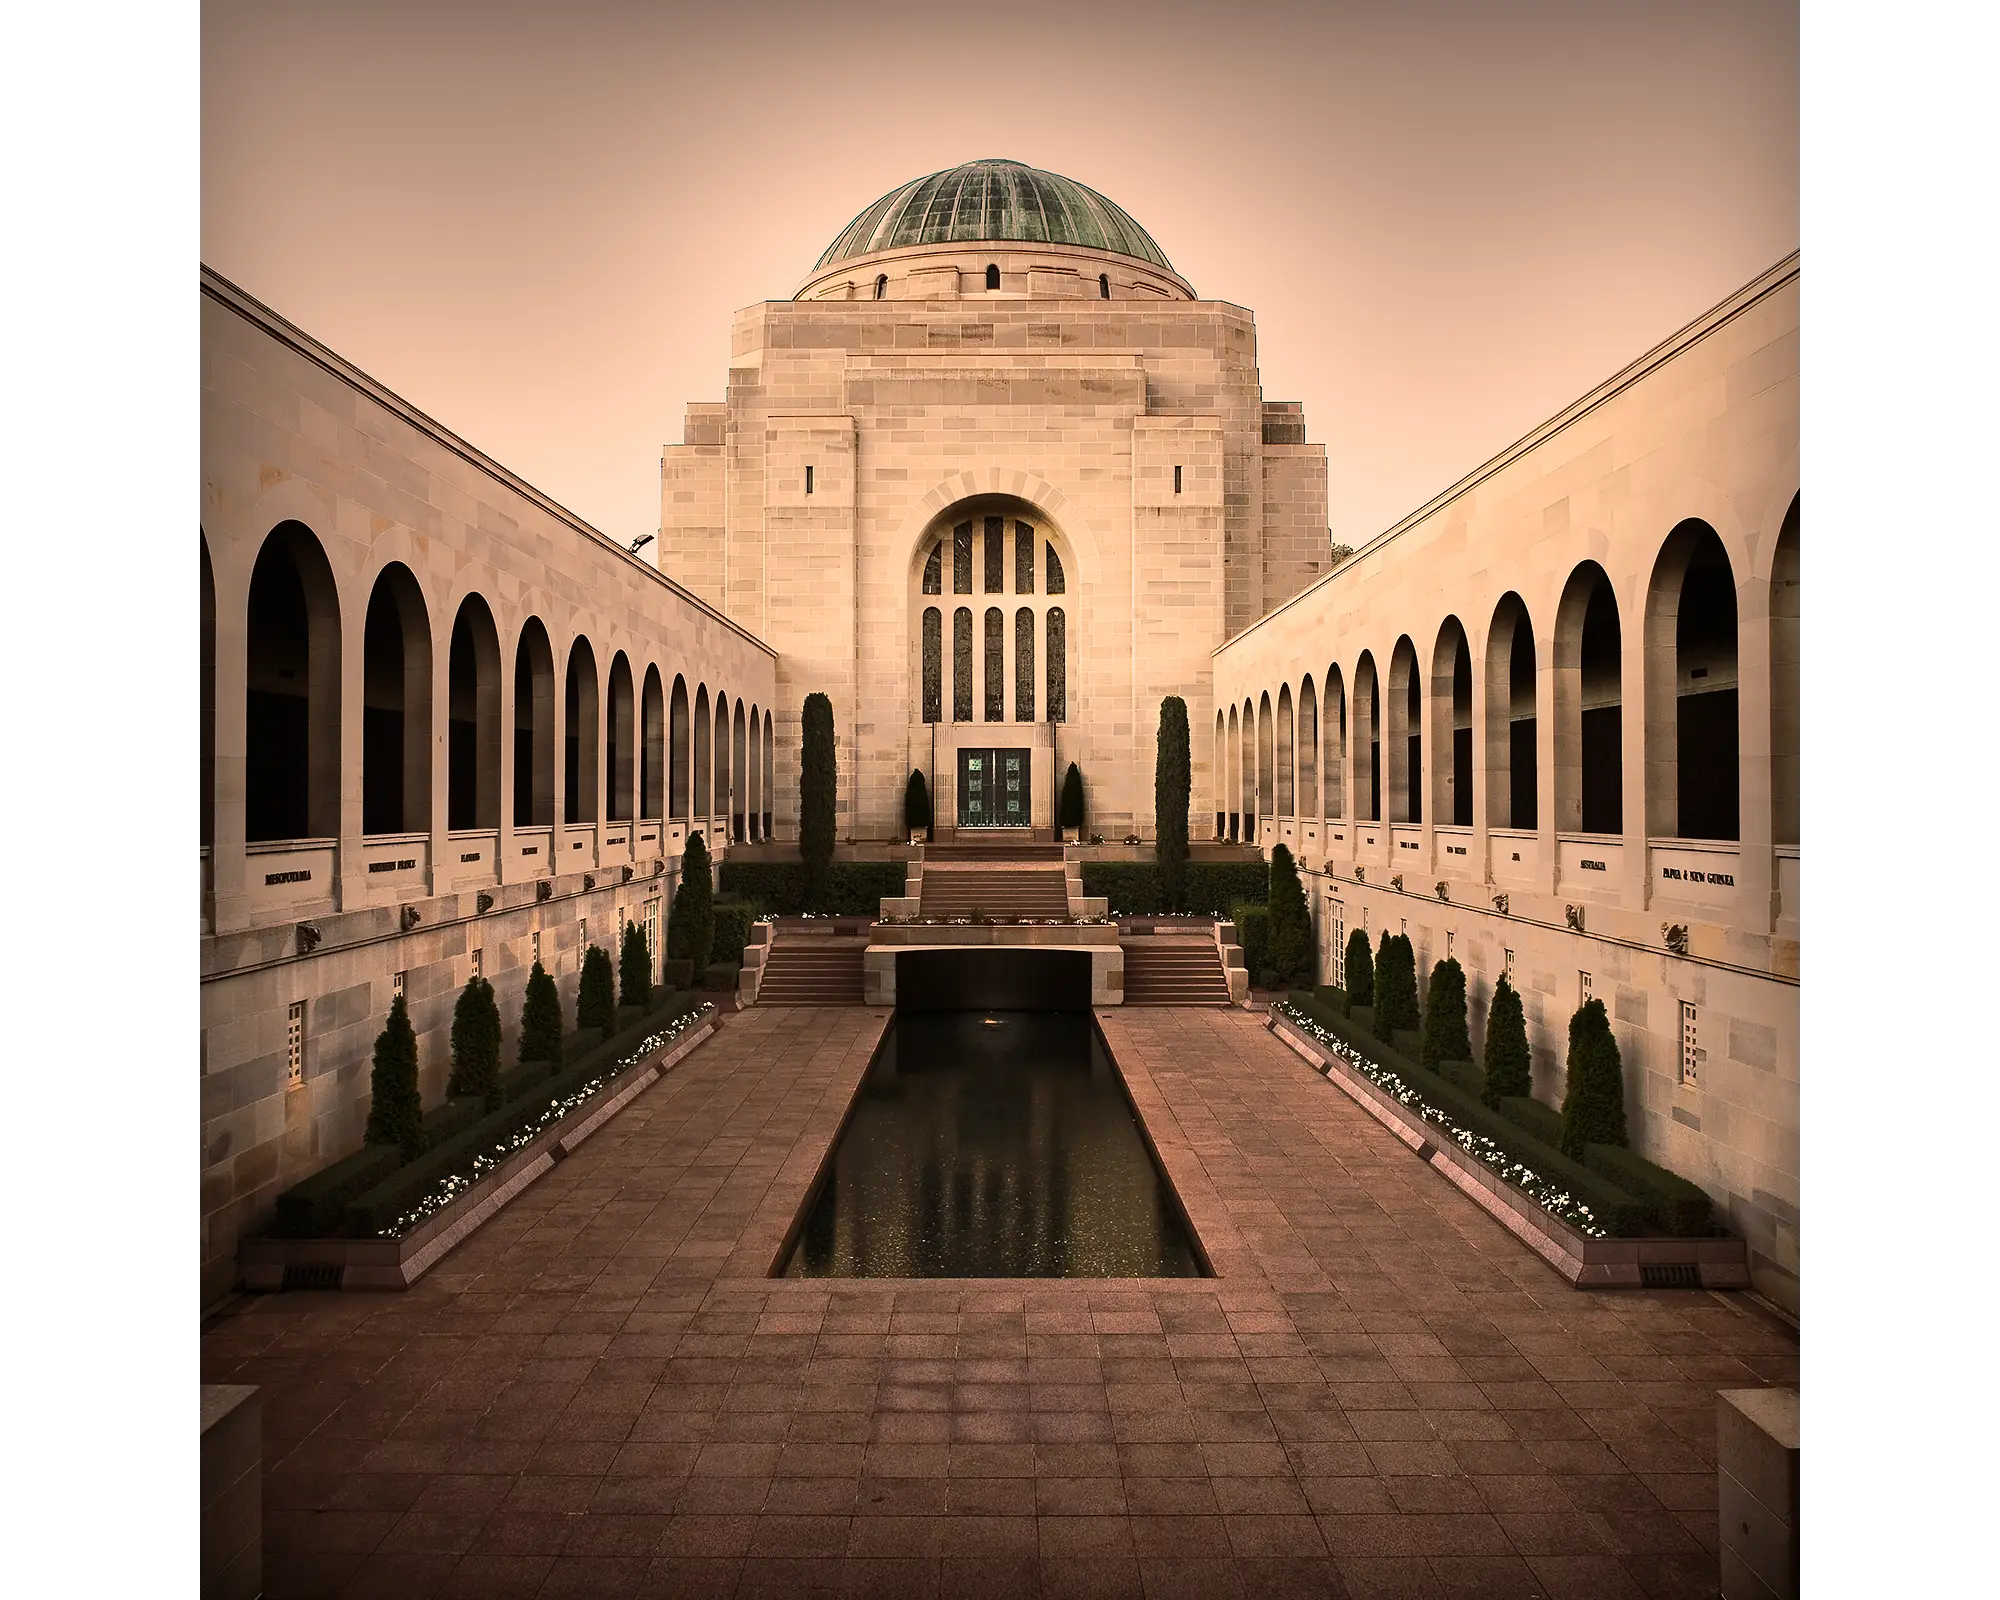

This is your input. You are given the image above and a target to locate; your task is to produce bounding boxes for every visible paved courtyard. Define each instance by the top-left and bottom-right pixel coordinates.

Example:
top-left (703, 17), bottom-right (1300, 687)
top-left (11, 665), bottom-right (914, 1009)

top-left (201, 1005), bottom-right (1796, 1600)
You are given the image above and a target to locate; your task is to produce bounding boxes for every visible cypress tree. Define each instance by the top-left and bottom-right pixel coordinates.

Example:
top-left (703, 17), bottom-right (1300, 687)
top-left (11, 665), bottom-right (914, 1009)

top-left (576, 943), bottom-right (616, 1037)
top-left (1375, 933), bottom-right (1420, 1041)
top-left (1343, 926), bottom-right (1374, 1009)
top-left (903, 769), bottom-right (932, 838)
top-left (1373, 929), bottom-right (1399, 1041)
top-left (799, 692), bottom-right (837, 909)
top-left (1155, 696), bottom-right (1191, 911)
top-left (1418, 957), bottom-right (1472, 1070)
top-left (446, 975), bottom-right (500, 1105)
top-left (1059, 763), bottom-right (1086, 833)
top-left (619, 919), bottom-right (653, 1012)
top-left (364, 992), bottom-right (425, 1161)
top-left (1480, 974), bottom-right (1532, 1107)
top-left (1265, 843), bottom-right (1312, 986)
top-left (1559, 997), bottom-right (1630, 1157)
top-left (519, 959), bottom-right (565, 1081)
top-left (668, 831), bottom-right (715, 974)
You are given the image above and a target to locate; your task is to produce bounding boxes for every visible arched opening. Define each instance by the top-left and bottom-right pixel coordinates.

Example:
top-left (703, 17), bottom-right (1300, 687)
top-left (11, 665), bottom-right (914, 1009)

top-left (985, 263), bottom-right (1000, 290)
top-left (447, 594), bottom-right (501, 831)
top-left (1555, 563), bottom-right (1623, 835)
top-left (745, 703), bottom-right (760, 840)
top-left (565, 638), bottom-right (599, 823)
top-left (1276, 686), bottom-right (1296, 817)
top-left (1429, 618), bottom-right (1472, 828)
top-left (1297, 677), bottom-right (1318, 820)
top-left (606, 653), bottom-right (635, 823)
top-left (201, 538), bottom-right (216, 848)
top-left (640, 666), bottom-right (666, 820)
top-left (1387, 637), bottom-right (1421, 824)
top-left (1353, 653), bottom-right (1380, 822)
top-left (1772, 495), bottom-right (1799, 847)
top-left (953, 608), bottom-right (974, 722)
top-left (984, 607), bottom-right (1005, 721)
top-left (713, 692), bottom-right (732, 828)
top-left (1014, 607), bottom-right (1035, 721)
top-left (245, 521), bottom-right (341, 841)
top-left (512, 617), bottom-right (555, 827)
top-left (1484, 595), bottom-right (1537, 830)
top-left (1046, 608), bottom-right (1066, 723)
top-left (669, 674), bottom-right (691, 819)
top-left (1647, 522), bottom-right (1739, 840)
top-left (1225, 704), bottom-right (1240, 839)
top-left (1240, 700), bottom-right (1256, 828)
top-left (1214, 710), bottom-right (1227, 838)
top-left (875, 273), bottom-right (888, 300)
top-left (1099, 273), bottom-right (1110, 300)
top-left (732, 701), bottom-right (748, 841)
top-left (1046, 543), bottom-right (1065, 594)
top-left (693, 684), bottom-right (712, 820)
top-left (921, 607), bottom-right (943, 723)
top-left (762, 709), bottom-right (774, 839)
top-left (1321, 668), bottom-right (1345, 821)
top-left (1256, 692), bottom-right (1275, 821)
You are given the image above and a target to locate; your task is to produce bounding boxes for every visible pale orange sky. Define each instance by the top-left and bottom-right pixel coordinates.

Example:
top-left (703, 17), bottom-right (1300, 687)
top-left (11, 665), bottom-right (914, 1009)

top-left (202, 0), bottom-right (1797, 555)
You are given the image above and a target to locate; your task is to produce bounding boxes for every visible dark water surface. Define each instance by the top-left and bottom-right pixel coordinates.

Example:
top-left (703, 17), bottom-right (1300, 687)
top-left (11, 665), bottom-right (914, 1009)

top-left (780, 1011), bottom-right (1203, 1278)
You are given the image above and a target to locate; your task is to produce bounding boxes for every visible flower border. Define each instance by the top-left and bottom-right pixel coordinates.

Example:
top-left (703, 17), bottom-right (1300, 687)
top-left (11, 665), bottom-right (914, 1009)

top-left (1273, 1000), bottom-right (1606, 1240)
top-left (380, 1003), bottom-right (716, 1238)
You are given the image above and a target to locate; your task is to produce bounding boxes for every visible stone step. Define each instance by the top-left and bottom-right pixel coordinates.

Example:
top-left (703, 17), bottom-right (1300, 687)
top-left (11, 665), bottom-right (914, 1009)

top-left (1120, 939), bottom-right (1233, 1006)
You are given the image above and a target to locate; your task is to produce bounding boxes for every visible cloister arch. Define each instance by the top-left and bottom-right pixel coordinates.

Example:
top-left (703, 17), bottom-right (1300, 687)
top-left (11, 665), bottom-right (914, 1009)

top-left (1555, 562), bottom-right (1623, 835)
top-left (512, 617), bottom-right (555, 828)
top-left (246, 521), bottom-right (341, 842)
top-left (745, 703), bottom-right (760, 840)
top-left (1239, 699), bottom-right (1256, 826)
top-left (1225, 704), bottom-right (1241, 840)
top-left (669, 675), bottom-right (691, 819)
top-left (1386, 637), bottom-right (1421, 824)
top-left (201, 538), bottom-right (216, 848)
top-left (1771, 495), bottom-right (1799, 847)
top-left (1298, 676), bottom-right (1318, 819)
top-left (565, 637), bottom-right (599, 823)
top-left (1485, 594), bottom-right (1537, 830)
top-left (1257, 692), bottom-right (1275, 820)
top-left (732, 701), bottom-right (748, 840)
top-left (761, 709), bottom-right (774, 837)
top-left (1647, 520), bottom-right (1739, 840)
top-left (1213, 711), bottom-right (1227, 837)
top-left (1430, 618), bottom-right (1472, 828)
top-left (1322, 666), bottom-right (1346, 821)
top-left (693, 685), bottom-right (712, 822)
top-left (1275, 685), bottom-right (1295, 818)
top-left (641, 666), bottom-right (666, 820)
top-left (1353, 653), bottom-right (1380, 822)
top-left (606, 653), bottom-right (635, 823)
top-left (447, 593), bottom-right (502, 832)
top-left (714, 692), bottom-right (732, 826)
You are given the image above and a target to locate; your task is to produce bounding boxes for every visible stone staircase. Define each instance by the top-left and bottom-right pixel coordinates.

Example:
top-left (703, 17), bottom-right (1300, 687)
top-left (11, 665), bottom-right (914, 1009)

top-left (1119, 935), bottom-right (1235, 1005)
top-left (753, 936), bottom-right (866, 1005)
top-left (919, 865), bottom-right (1071, 919)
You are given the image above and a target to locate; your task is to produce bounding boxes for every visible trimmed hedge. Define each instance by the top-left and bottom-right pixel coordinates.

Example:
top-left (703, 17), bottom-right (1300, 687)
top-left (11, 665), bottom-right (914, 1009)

top-left (718, 860), bottom-right (906, 916)
top-left (710, 899), bottom-right (757, 967)
top-left (1232, 902), bottom-right (1270, 983)
top-left (1313, 983), bottom-right (1350, 1016)
top-left (1080, 860), bottom-right (1268, 916)
top-left (698, 961), bottom-right (741, 993)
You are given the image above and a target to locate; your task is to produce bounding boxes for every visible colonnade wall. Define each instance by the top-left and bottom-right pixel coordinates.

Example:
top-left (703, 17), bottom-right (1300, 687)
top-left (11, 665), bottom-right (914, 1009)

top-left (1213, 256), bottom-right (1800, 1311)
top-left (199, 270), bottom-right (777, 1305)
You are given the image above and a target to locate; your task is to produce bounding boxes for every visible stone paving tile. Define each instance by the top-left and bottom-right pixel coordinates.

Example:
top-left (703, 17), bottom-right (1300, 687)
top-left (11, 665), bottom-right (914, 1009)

top-left (205, 1004), bottom-right (1796, 1598)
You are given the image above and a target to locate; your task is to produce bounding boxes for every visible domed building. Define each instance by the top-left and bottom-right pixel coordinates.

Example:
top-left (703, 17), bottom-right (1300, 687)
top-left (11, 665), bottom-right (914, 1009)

top-left (661, 158), bottom-right (1334, 840)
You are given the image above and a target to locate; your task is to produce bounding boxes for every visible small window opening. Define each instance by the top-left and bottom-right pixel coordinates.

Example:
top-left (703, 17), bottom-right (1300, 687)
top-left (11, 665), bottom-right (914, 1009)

top-left (577, 919), bottom-right (587, 967)
top-left (1680, 1001), bottom-right (1701, 1088)
top-left (471, 948), bottom-right (483, 981)
top-left (805, 465), bottom-right (815, 496)
top-left (1579, 971), bottom-right (1592, 1005)
top-left (985, 263), bottom-right (1000, 290)
top-left (874, 274), bottom-right (887, 299)
top-left (531, 930), bottom-right (541, 965)
top-left (392, 970), bottom-right (405, 999)
top-left (286, 1001), bottom-right (305, 1091)
top-left (1099, 273), bottom-right (1110, 299)
top-left (1173, 465), bottom-right (1183, 495)
top-left (1503, 948), bottom-right (1515, 979)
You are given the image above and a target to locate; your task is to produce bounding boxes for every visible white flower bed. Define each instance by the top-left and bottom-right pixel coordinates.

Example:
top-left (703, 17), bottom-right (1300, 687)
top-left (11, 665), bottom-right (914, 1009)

top-left (1273, 1000), bottom-right (1606, 1240)
top-left (379, 1002), bottom-right (716, 1238)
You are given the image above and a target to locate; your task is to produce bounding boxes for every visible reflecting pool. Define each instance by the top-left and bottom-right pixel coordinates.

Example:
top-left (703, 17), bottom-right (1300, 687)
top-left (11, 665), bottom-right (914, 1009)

top-left (779, 1010), bottom-right (1204, 1278)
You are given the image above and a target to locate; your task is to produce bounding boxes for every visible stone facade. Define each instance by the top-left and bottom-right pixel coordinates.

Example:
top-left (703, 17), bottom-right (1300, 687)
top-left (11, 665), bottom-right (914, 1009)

top-left (199, 270), bottom-right (776, 1306)
top-left (1213, 256), bottom-right (1800, 1311)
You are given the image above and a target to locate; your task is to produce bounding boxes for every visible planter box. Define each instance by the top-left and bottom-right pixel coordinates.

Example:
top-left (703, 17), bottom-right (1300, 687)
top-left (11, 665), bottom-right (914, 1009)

top-left (1265, 1008), bottom-right (1748, 1290)
top-left (241, 1014), bottom-right (718, 1292)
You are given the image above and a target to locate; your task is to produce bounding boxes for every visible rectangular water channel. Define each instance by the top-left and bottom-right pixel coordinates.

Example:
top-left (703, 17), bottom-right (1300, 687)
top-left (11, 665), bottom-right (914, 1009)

top-left (778, 1010), bottom-right (1206, 1278)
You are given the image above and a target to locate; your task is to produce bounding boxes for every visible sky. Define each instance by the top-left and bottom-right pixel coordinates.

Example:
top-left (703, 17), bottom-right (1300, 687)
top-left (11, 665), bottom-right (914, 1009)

top-left (202, 0), bottom-right (1798, 555)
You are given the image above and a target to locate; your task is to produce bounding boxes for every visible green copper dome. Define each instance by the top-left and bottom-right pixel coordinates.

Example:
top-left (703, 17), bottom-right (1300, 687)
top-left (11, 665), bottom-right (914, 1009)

top-left (815, 159), bottom-right (1174, 273)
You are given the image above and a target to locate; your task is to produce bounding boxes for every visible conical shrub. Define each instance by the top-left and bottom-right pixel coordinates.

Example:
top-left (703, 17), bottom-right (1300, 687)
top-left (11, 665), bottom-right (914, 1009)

top-left (1343, 927), bottom-right (1374, 1009)
top-left (446, 975), bottom-right (500, 1104)
top-left (364, 992), bottom-right (425, 1161)
top-left (903, 769), bottom-right (932, 837)
top-left (1265, 843), bottom-right (1312, 986)
top-left (619, 919), bottom-right (653, 1012)
top-left (1059, 763), bottom-right (1086, 833)
top-left (576, 943), bottom-right (616, 1037)
top-left (668, 831), bottom-right (715, 974)
top-left (800, 692), bottom-right (836, 909)
top-left (1481, 974), bottom-right (1532, 1107)
top-left (1559, 997), bottom-right (1629, 1157)
top-left (1419, 957), bottom-right (1471, 1070)
top-left (1374, 933), bottom-right (1420, 1041)
top-left (1372, 929), bottom-right (1398, 1041)
top-left (1155, 697), bottom-right (1191, 912)
top-left (519, 959), bottom-right (565, 1081)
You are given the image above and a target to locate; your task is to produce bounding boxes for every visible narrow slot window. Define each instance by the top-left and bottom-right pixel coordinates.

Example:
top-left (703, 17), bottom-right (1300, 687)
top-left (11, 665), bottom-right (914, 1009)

top-left (1174, 465), bottom-right (1183, 495)
top-left (874, 274), bottom-right (887, 300)
top-left (985, 263), bottom-right (999, 290)
top-left (1099, 273), bottom-right (1110, 299)
top-left (804, 465), bottom-right (814, 496)
top-left (286, 1001), bottom-right (305, 1091)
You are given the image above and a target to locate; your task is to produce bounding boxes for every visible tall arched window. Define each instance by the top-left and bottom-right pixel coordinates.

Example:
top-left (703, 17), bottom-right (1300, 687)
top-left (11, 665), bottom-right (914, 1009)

top-left (1772, 495), bottom-right (1800, 847)
top-left (1556, 564), bottom-right (1622, 835)
top-left (1015, 607), bottom-right (1035, 721)
top-left (1387, 637), bottom-right (1421, 824)
top-left (362, 563), bottom-right (431, 835)
top-left (1485, 595), bottom-right (1537, 830)
top-left (1045, 543), bottom-right (1065, 594)
top-left (1297, 676), bottom-right (1318, 820)
top-left (448, 595), bottom-right (502, 831)
top-left (1353, 653), bottom-right (1381, 822)
top-left (606, 653), bottom-right (635, 823)
top-left (1045, 608), bottom-right (1066, 723)
top-left (692, 684), bottom-right (712, 820)
top-left (245, 522), bottom-right (341, 841)
top-left (1015, 520), bottom-right (1035, 593)
top-left (1322, 667), bottom-right (1345, 821)
top-left (640, 666), bottom-right (665, 820)
top-left (1648, 521), bottom-right (1739, 840)
top-left (983, 608), bottom-right (1005, 720)
top-left (1099, 273), bottom-right (1110, 299)
top-left (875, 273), bottom-right (888, 300)
top-left (953, 608), bottom-right (974, 722)
top-left (921, 607), bottom-right (943, 724)
top-left (1429, 618), bottom-right (1472, 828)
top-left (985, 263), bottom-right (1000, 290)
top-left (732, 701), bottom-right (748, 842)
top-left (953, 522), bottom-right (973, 594)
top-left (565, 638), bottom-right (599, 823)
top-left (922, 542), bottom-right (942, 595)
top-left (514, 618), bottom-right (556, 827)
top-left (669, 675), bottom-right (690, 819)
